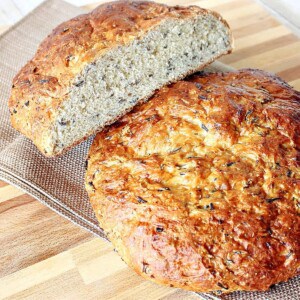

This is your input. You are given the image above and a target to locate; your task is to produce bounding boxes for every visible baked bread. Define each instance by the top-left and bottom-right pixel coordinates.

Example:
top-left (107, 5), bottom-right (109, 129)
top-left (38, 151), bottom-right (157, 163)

top-left (8, 0), bottom-right (232, 157)
top-left (86, 69), bottom-right (300, 294)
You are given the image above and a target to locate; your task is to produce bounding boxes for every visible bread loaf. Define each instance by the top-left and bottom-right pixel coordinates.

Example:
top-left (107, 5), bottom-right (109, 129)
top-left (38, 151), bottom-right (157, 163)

top-left (86, 69), bottom-right (300, 294)
top-left (8, 0), bottom-right (232, 156)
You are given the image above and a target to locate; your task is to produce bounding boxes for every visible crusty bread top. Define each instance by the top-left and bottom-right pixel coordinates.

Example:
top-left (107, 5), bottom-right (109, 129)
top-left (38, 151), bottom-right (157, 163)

top-left (86, 69), bottom-right (300, 294)
top-left (8, 0), bottom-right (231, 153)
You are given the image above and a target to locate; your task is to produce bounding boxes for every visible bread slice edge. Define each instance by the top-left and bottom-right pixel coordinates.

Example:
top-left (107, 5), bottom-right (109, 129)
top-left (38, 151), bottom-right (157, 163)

top-left (46, 14), bottom-right (232, 156)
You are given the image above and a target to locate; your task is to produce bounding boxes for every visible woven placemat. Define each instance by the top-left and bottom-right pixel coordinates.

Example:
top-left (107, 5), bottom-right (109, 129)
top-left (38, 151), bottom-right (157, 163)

top-left (0, 1), bottom-right (298, 299)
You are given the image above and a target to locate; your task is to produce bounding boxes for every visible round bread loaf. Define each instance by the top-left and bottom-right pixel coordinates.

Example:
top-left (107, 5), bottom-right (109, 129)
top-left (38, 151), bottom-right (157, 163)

top-left (86, 69), bottom-right (300, 294)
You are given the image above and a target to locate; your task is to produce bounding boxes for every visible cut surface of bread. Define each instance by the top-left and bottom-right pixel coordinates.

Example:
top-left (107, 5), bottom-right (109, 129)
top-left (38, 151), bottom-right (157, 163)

top-left (8, 1), bottom-right (232, 156)
top-left (86, 69), bottom-right (300, 294)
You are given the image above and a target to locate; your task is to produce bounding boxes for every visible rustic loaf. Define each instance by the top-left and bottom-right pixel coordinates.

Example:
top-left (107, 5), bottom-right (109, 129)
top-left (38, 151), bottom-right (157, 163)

top-left (86, 69), bottom-right (300, 294)
top-left (8, 0), bottom-right (232, 156)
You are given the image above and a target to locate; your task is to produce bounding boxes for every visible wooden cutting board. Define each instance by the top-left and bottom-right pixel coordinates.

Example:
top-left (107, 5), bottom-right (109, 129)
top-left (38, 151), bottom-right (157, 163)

top-left (1, 0), bottom-right (300, 299)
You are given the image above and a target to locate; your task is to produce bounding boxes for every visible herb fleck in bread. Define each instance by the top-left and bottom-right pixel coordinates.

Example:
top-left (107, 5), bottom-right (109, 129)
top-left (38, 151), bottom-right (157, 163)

top-left (8, 0), bottom-right (232, 156)
top-left (86, 69), bottom-right (300, 294)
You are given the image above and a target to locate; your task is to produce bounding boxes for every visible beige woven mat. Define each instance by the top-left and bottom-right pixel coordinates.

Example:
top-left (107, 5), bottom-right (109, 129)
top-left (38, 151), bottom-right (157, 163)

top-left (0, 1), bottom-right (298, 299)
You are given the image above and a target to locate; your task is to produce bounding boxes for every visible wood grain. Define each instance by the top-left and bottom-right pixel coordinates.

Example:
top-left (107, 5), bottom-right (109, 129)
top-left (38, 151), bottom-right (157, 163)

top-left (1, 0), bottom-right (300, 299)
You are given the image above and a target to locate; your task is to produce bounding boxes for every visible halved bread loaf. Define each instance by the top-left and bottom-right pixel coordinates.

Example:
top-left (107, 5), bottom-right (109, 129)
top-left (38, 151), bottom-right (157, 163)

top-left (8, 0), bottom-right (232, 156)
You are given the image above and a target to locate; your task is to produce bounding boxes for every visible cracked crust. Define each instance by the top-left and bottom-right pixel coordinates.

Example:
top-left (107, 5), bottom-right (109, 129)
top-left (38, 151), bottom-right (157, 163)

top-left (8, 0), bottom-right (232, 156)
top-left (86, 69), bottom-right (300, 294)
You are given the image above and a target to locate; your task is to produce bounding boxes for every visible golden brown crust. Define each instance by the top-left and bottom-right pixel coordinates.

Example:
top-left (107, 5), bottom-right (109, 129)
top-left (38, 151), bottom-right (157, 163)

top-left (86, 69), bottom-right (300, 294)
top-left (8, 0), bottom-right (232, 156)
